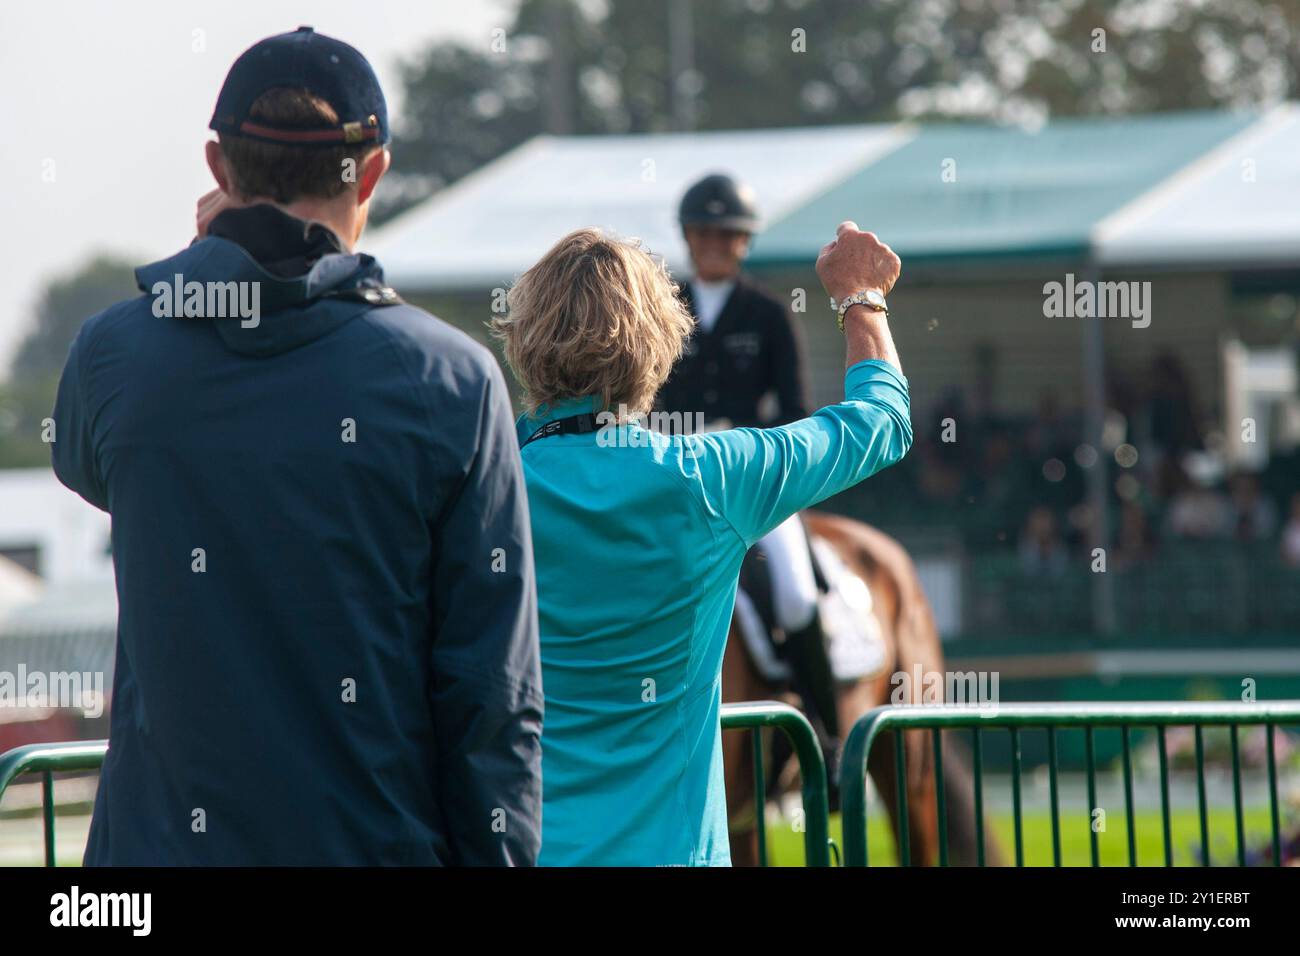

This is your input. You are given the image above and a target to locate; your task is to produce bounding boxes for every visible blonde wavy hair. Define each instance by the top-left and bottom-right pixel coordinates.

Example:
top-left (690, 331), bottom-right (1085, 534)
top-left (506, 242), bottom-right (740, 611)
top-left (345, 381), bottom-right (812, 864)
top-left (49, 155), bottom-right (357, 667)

top-left (491, 228), bottom-right (695, 416)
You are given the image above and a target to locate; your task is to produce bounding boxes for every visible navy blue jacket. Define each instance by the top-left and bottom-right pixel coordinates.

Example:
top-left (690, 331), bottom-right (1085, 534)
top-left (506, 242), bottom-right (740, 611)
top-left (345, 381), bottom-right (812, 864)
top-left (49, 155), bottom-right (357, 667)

top-left (52, 206), bottom-right (543, 865)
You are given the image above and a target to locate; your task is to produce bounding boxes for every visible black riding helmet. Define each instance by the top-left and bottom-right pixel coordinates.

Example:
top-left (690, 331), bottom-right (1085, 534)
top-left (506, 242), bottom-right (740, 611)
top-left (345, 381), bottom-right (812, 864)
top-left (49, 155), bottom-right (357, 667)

top-left (678, 173), bottom-right (760, 233)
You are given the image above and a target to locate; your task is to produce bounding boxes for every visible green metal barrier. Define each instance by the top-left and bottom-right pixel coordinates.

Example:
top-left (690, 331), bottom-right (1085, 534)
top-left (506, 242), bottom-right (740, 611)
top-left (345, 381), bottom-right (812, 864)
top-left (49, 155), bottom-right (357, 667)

top-left (0, 740), bottom-right (108, 866)
top-left (1, 705), bottom-right (831, 868)
top-left (841, 701), bottom-right (1300, 867)
top-left (720, 700), bottom-right (832, 866)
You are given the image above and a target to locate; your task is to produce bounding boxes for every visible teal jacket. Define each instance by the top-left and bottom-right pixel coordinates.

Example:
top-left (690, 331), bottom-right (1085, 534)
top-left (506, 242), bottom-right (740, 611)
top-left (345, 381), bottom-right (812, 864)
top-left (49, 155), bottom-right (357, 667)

top-left (517, 359), bottom-right (912, 865)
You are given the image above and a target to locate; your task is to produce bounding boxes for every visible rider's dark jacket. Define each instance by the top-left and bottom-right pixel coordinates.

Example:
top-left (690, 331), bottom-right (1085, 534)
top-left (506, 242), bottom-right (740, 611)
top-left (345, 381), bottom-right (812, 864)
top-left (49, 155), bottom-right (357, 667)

top-left (52, 205), bottom-right (543, 865)
top-left (655, 275), bottom-right (809, 428)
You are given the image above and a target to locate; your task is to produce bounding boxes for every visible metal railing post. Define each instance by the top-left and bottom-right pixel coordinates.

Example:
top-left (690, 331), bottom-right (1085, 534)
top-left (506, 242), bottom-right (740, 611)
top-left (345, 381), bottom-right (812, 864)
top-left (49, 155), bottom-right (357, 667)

top-left (838, 701), bottom-right (1300, 867)
top-left (720, 701), bottom-right (831, 867)
top-left (0, 741), bottom-right (109, 867)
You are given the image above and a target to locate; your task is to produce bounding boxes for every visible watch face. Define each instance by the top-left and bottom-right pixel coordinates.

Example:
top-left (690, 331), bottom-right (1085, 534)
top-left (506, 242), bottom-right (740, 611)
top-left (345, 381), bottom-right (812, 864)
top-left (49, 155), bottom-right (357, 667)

top-left (865, 289), bottom-right (886, 308)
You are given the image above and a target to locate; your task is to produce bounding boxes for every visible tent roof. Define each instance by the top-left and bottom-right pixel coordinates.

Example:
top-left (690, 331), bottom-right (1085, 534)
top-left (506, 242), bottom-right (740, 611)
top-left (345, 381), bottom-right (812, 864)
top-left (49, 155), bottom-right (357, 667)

top-left (368, 108), bottom-right (1295, 291)
top-left (751, 110), bottom-right (1256, 268)
top-left (1094, 104), bottom-right (1300, 268)
top-left (368, 124), bottom-right (913, 290)
top-left (0, 578), bottom-right (116, 640)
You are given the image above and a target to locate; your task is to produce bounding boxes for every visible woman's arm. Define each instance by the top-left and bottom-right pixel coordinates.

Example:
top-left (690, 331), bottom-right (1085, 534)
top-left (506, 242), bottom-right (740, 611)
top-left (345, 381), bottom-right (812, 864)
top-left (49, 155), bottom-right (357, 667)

top-left (817, 220), bottom-right (902, 373)
top-left (683, 222), bottom-right (910, 546)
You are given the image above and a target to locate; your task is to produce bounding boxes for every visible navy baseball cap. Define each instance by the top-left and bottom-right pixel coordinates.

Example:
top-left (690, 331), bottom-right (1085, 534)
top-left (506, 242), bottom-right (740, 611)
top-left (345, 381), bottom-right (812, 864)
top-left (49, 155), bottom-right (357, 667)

top-left (209, 26), bottom-right (390, 148)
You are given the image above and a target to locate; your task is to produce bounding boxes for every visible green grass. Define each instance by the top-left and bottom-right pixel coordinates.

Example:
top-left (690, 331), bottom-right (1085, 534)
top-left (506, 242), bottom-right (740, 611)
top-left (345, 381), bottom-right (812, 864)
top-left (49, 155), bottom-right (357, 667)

top-left (765, 806), bottom-right (1283, 867)
top-left (2, 805), bottom-right (1284, 867)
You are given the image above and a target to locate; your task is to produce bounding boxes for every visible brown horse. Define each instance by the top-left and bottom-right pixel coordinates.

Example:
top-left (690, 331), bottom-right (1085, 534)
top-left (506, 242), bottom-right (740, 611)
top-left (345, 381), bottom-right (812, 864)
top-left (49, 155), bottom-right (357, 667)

top-left (721, 510), bottom-right (1000, 866)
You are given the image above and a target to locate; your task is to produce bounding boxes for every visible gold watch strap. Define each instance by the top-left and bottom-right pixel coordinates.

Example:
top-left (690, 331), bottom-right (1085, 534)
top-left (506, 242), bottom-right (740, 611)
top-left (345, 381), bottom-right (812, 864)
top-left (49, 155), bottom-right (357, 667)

top-left (835, 293), bottom-right (888, 332)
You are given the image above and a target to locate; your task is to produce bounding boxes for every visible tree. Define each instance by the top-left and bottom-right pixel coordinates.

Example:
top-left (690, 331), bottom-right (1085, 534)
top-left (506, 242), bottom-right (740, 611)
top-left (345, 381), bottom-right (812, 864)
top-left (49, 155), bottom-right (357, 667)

top-left (898, 0), bottom-right (1300, 123)
top-left (1, 255), bottom-right (136, 468)
top-left (373, 0), bottom-right (1300, 223)
top-left (10, 255), bottom-right (138, 383)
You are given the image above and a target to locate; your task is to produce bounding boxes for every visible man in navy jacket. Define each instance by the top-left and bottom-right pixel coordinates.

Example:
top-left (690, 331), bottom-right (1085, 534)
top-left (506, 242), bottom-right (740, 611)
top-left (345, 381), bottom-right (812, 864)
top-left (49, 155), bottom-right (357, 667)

top-left (51, 27), bottom-right (542, 865)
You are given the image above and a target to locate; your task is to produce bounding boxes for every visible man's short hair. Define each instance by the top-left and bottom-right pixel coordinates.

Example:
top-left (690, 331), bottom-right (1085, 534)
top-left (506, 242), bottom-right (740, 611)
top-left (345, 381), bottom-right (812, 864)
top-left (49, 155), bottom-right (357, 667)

top-left (218, 87), bottom-right (380, 204)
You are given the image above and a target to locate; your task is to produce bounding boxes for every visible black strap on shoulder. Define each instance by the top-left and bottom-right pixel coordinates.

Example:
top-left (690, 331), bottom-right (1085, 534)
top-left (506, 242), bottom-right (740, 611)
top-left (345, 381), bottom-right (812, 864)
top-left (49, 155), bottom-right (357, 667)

top-left (521, 412), bottom-right (603, 449)
top-left (322, 285), bottom-right (404, 307)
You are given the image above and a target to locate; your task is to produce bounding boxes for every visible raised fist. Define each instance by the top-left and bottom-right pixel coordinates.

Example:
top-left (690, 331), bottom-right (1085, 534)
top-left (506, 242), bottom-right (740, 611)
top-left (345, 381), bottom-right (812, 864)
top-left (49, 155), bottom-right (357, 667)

top-left (815, 221), bottom-right (901, 304)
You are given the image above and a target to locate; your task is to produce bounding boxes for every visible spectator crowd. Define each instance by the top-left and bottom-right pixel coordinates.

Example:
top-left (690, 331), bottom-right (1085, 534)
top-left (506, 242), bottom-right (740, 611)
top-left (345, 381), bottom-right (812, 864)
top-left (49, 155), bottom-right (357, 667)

top-left (842, 351), bottom-right (1300, 574)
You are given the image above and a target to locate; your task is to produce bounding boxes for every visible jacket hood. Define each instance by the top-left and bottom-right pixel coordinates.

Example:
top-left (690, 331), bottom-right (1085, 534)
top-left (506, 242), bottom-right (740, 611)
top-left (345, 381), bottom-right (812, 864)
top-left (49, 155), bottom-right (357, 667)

top-left (134, 205), bottom-right (389, 357)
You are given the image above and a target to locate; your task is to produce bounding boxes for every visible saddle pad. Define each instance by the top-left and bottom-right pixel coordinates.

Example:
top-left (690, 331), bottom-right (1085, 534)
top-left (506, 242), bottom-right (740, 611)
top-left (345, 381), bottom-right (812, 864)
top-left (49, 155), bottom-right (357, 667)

top-left (811, 537), bottom-right (888, 682)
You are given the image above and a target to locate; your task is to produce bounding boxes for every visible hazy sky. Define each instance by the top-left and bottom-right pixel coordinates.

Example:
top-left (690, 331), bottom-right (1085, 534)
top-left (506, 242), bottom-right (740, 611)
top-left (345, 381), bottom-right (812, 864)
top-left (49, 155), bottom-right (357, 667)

top-left (0, 0), bottom-right (510, 369)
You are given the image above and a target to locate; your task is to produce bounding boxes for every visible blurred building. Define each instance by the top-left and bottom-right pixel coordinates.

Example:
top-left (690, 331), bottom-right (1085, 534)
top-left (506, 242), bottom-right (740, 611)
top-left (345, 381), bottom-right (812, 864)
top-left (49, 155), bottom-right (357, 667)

top-left (0, 470), bottom-right (116, 748)
top-left (370, 106), bottom-right (1299, 429)
top-left (368, 106), bottom-right (1300, 693)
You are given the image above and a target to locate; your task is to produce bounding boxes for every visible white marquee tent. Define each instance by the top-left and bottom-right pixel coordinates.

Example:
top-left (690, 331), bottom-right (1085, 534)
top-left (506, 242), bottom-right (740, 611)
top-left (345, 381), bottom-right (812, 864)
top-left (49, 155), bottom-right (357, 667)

top-left (367, 106), bottom-right (1300, 288)
top-left (367, 124), bottom-right (915, 289)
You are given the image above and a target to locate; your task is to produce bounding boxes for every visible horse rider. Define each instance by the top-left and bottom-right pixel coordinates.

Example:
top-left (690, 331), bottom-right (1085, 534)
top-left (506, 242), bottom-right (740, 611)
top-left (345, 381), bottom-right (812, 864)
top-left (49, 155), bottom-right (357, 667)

top-left (655, 172), bottom-right (844, 768)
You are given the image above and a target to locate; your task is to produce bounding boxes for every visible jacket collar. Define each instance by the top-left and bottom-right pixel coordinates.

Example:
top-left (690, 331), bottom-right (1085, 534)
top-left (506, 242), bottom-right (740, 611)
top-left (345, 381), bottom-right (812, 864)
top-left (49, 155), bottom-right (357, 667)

top-left (133, 205), bottom-right (391, 357)
top-left (207, 203), bottom-right (347, 277)
top-left (134, 205), bottom-right (382, 314)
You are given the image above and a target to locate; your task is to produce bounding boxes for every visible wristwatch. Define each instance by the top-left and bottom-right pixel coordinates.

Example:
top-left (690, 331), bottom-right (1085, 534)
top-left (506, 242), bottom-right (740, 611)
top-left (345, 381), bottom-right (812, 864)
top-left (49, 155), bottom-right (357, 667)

top-left (830, 289), bottom-right (888, 332)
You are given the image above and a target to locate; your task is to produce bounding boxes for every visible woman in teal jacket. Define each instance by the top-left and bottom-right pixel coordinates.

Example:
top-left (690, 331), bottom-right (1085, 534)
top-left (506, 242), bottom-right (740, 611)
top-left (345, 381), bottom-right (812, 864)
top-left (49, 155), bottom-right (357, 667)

top-left (493, 221), bottom-right (911, 865)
